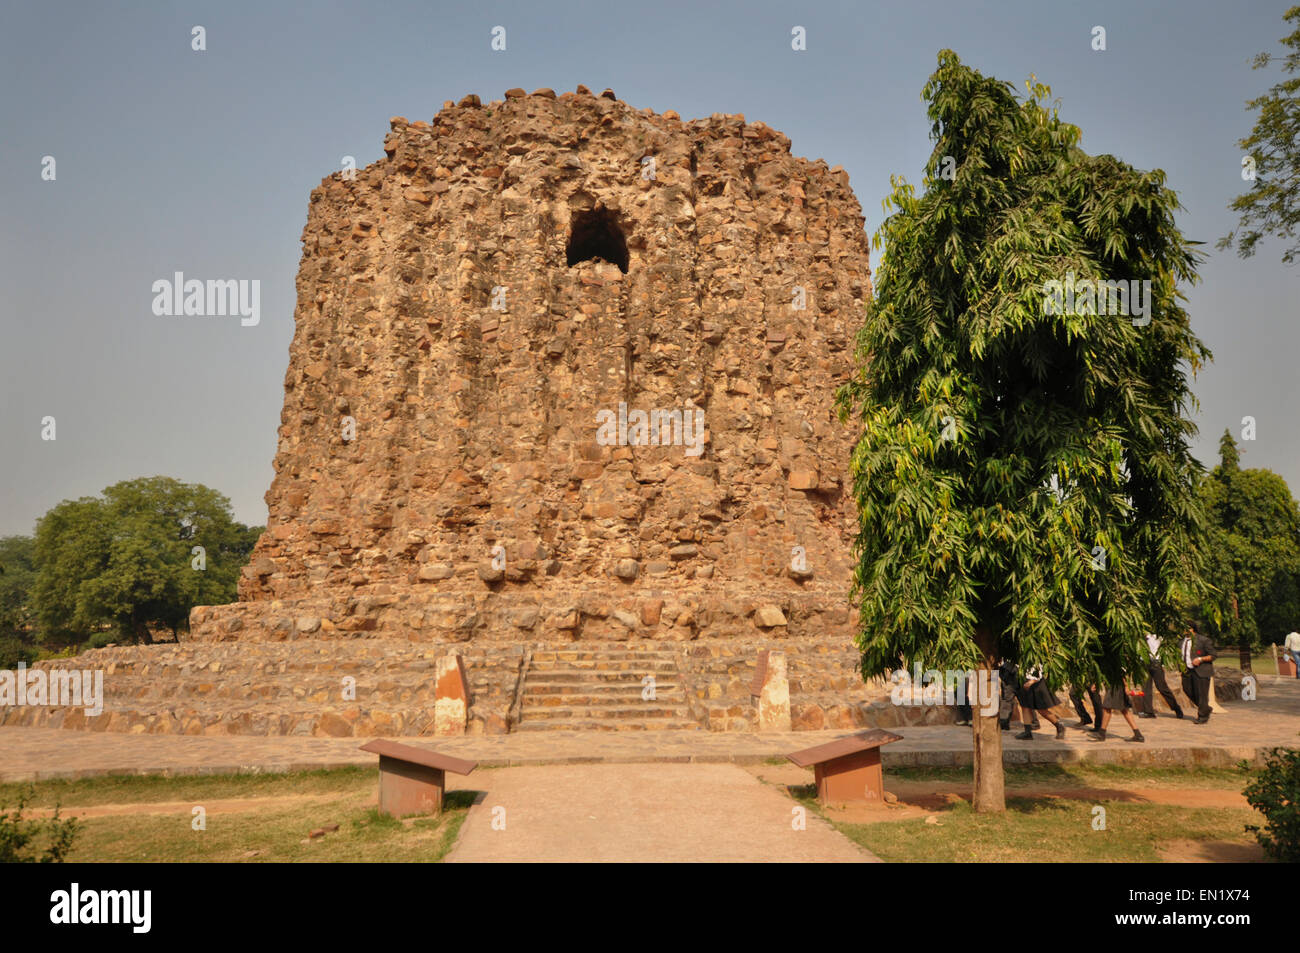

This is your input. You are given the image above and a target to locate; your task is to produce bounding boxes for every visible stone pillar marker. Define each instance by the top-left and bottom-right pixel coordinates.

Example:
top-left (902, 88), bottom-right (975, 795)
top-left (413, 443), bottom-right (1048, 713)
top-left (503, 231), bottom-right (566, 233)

top-left (433, 653), bottom-right (470, 736)
top-left (1207, 676), bottom-right (1228, 714)
top-left (754, 650), bottom-right (791, 732)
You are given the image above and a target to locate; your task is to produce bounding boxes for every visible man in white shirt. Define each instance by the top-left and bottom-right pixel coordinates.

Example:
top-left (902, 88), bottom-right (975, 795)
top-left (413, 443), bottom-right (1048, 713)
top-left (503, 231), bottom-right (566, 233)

top-left (1139, 632), bottom-right (1184, 719)
top-left (1285, 631), bottom-right (1300, 678)
top-left (1180, 622), bottom-right (1216, 723)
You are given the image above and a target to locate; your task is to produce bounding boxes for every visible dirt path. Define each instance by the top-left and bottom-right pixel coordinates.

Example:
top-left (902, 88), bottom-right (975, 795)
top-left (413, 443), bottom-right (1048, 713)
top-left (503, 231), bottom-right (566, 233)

top-left (1156, 839), bottom-right (1265, 862)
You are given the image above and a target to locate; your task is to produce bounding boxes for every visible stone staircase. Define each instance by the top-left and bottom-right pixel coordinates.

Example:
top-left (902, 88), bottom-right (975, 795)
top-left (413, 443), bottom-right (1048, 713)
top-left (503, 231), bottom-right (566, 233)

top-left (516, 644), bottom-right (701, 731)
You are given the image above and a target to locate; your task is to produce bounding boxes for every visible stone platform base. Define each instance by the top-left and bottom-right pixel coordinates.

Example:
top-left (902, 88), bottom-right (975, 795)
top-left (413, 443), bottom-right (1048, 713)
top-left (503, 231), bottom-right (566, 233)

top-left (9, 632), bottom-right (1244, 739)
top-left (8, 636), bottom-right (962, 738)
top-left (187, 587), bottom-right (855, 644)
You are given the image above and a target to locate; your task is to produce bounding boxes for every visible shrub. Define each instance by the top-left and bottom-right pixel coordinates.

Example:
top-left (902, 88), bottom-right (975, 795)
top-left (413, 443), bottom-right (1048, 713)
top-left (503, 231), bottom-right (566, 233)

top-left (0, 788), bottom-right (80, 862)
top-left (1241, 745), bottom-right (1300, 861)
top-left (85, 631), bottom-right (117, 650)
top-left (0, 636), bottom-right (37, 670)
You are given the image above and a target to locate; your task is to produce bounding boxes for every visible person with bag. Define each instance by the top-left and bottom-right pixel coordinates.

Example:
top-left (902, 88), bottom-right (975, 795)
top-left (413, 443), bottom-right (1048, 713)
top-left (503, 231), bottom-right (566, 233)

top-left (1284, 630), bottom-right (1300, 678)
top-left (1086, 679), bottom-right (1145, 742)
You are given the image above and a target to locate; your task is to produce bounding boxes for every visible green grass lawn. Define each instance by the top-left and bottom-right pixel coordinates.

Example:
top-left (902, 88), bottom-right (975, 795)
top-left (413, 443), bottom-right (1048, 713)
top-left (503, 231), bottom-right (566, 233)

top-left (1, 767), bottom-right (472, 862)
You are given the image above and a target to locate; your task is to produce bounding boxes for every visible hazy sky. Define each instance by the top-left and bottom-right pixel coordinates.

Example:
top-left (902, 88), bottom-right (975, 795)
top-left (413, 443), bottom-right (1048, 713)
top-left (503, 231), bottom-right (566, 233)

top-left (2, 0), bottom-right (1296, 536)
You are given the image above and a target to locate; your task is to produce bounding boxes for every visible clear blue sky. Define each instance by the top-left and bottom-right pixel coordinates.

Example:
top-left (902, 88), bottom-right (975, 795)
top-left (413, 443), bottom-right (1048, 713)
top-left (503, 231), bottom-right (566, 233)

top-left (2, 0), bottom-right (1296, 535)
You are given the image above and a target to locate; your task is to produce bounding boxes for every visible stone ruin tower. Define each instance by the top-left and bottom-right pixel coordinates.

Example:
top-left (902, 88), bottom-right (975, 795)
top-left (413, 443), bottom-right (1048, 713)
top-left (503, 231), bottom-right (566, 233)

top-left (197, 85), bottom-right (870, 647)
top-left (33, 87), bottom-right (895, 737)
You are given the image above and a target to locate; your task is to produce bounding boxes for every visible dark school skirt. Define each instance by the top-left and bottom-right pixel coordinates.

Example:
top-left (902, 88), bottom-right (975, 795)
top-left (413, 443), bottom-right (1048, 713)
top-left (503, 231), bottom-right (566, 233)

top-left (1100, 685), bottom-right (1131, 710)
top-left (1015, 680), bottom-right (1057, 710)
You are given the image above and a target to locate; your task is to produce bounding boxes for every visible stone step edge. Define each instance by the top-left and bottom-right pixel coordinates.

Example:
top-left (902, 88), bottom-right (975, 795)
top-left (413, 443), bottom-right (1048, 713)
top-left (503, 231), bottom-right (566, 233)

top-left (1, 742), bottom-right (1276, 784)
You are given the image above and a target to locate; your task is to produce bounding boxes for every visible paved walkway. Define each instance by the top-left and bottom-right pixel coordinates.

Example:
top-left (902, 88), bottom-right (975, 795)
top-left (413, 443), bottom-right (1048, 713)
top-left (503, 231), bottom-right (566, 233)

top-left (444, 762), bottom-right (876, 862)
top-left (2, 678), bottom-right (1297, 782)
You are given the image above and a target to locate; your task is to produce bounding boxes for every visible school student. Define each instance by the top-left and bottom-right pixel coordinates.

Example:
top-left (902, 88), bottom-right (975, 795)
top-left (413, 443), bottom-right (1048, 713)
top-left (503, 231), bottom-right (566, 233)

top-left (954, 671), bottom-right (973, 727)
top-left (1086, 681), bottom-right (1145, 742)
top-left (1140, 632), bottom-right (1183, 719)
top-left (997, 659), bottom-right (1018, 731)
top-left (1180, 622), bottom-right (1216, 723)
top-left (1068, 685), bottom-right (1104, 730)
top-left (1014, 663), bottom-right (1066, 740)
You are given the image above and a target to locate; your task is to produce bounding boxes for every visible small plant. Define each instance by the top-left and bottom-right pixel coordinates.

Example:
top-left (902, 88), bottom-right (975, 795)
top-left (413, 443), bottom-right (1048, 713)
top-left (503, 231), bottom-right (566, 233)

top-left (0, 787), bottom-right (80, 862)
top-left (354, 808), bottom-right (402, 832)
top-left (1241, 745), bottom-right (1300, 861)
top-left (85, 631), bottom-right (117, 650)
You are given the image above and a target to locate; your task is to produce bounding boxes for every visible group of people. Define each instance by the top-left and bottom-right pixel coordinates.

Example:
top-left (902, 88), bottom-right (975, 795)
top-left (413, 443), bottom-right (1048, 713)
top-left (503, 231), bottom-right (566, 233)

top-left (954, 621), bottom-right (1218, 743)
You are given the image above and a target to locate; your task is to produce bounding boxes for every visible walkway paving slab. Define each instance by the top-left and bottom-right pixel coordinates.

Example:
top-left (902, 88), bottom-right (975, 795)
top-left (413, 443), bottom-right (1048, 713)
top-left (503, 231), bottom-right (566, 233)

top-left (444, 762), bottom-right (877, 863)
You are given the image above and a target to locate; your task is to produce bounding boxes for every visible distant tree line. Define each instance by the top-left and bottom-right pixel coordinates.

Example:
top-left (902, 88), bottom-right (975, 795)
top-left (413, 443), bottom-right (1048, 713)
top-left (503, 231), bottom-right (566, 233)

top-left (0, 477), bottom-right (261, 667)
top-left (1196, 432), bottom-right (1300, 669)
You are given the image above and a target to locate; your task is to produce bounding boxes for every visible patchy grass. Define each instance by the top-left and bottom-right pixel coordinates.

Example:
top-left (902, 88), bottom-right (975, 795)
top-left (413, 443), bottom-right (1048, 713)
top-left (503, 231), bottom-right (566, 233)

top-left (0, 767), bottom-right (472, 862)
top-left (0, 766), bottom-right (373, 809)
top-left (780, 767), bottom-right (1263, 862)
top-left (885, 762), bottom-right (1251, 790)
top-left (827, 795), bottom-right (1259, 862)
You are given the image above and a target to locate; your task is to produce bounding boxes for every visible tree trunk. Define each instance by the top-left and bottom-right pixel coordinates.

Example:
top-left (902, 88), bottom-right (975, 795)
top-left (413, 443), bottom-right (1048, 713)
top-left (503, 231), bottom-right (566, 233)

top-left (971, 624), bottom-right (1006, 813)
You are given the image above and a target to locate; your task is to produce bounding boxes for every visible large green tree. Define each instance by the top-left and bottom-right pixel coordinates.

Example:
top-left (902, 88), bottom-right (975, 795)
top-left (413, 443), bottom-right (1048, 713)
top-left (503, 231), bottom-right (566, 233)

top-left (0, 536), bottom-right (39, 667)
top-left (0, 536), bottom-right (37, 635)
top-left (838, 52), bottom-right (1211, 812)
top-left (33, 477), bottom-right (261, 645)
top-left (1220, 5), bottom-right (1300, 263)
top-left (1197, 432), bottom-right (1300, 667)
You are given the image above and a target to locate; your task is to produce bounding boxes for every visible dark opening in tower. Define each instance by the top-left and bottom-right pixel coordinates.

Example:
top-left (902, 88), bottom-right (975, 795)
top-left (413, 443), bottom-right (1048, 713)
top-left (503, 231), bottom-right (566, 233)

top-left (566, 208), bottom-right (629, 273)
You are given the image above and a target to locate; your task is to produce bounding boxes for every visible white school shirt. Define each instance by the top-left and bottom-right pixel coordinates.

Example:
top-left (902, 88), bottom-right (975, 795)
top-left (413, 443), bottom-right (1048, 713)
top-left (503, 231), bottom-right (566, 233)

top-left (1181, 636), bottom-right (1194, 667)
top-left (1145, 633), bottom-right (1161, 658)
top-left (1285, 632), bottom-right (1300, 652)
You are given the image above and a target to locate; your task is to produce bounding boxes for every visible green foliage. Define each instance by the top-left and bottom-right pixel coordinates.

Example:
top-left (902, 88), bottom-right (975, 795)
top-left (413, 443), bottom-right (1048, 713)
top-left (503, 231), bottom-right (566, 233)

top-left (836, 51), bottom-right (1211, 692)
top-left (0, 787), bottom-right (79, 863)
top-left (32, 477), bottom-right (262, 645)
top-left (0, 536), bottom-right (36, 632)
top-left (1241, 745), bottom-right (1300, 862)
top-left (1220, 6), bottom-right (1300, 263)
top-left (85, 631), bottom-right (118, 650)
top-left (0, 536), bottom-right (39, 666)
top-left (1196, 432), bottom-right (1300, 648)
top-left (0, 636), bottom-right (37, 669)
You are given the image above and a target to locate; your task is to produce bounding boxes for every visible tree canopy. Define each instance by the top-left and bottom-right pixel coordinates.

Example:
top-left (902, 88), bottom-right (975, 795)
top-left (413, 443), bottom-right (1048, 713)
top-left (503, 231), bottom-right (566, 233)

top-left (1220, 5), bottom-right (1300, 264)
top-left (1196, 431), bottom-right (1300, 652)
top-left (837, 51), bottom-right (1212, 810)
top-left (0, 536), bottom-right (39, 667)
top-left (32, 477), bottom-right (260, 645)
top-left (0, 536), bottom-right (37, 638)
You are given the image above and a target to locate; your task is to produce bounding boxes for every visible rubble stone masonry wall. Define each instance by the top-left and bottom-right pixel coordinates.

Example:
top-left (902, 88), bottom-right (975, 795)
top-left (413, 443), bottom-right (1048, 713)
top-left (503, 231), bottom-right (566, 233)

top-left (192, 86), bottom-right (873, 646)
top-left (8, 89), bottom-right (885, 737)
